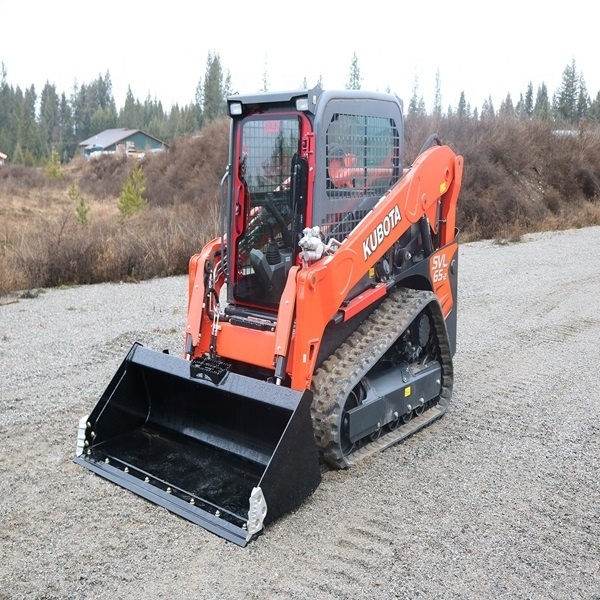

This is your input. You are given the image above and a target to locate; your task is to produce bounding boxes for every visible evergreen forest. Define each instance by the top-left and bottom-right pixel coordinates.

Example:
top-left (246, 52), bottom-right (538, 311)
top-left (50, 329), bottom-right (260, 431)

top-left (1, 53), bottom-right (599, 166)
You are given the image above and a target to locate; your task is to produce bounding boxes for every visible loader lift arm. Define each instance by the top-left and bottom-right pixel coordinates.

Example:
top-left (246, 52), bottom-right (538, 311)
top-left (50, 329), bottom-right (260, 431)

top-left (289, 144), bottom-right (463, 390)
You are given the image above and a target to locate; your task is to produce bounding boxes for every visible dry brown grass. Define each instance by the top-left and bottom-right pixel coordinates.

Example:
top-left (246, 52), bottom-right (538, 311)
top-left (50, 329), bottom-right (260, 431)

top-left (0, 202), bottom-right (219, 294)
top-left (1, 115), bottom-right (600, 295)
top-left (0, 121), bottom-right (228, 295)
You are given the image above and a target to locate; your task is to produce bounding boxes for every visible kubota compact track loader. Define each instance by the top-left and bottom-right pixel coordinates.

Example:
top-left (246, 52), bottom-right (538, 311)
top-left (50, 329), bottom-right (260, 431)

top-left (75, 87), bottom-right (463, 546)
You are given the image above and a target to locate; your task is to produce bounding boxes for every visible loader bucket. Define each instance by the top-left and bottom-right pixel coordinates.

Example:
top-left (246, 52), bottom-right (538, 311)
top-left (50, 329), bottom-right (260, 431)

top-left (75, 343), bottom-right (321, 546)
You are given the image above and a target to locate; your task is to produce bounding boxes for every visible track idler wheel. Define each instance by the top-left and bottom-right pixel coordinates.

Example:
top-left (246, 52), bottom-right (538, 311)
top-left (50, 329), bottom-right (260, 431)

top-left (388, 411), bottom-right (401, 431)
top-left (369, 425), bottom-right (383, 441)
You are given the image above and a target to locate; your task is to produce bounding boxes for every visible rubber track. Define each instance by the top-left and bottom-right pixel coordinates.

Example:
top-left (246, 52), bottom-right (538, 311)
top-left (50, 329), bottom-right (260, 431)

top-left (311, 288), bottom-right (454, 468)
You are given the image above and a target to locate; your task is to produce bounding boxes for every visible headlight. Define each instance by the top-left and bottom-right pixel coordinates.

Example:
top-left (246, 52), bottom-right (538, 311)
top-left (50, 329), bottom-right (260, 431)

top-left (229, 102), bottom-right (243, 116)
top-left (295, 97), bottom-right (309, 111)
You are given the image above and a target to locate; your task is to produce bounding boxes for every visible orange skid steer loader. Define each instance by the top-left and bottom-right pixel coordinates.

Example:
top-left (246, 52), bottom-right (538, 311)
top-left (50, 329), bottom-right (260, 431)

top-left (75, 87), bottom-right (463, 546)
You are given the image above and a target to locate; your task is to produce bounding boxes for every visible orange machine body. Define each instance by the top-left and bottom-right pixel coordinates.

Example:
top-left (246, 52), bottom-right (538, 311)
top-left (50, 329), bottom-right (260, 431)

top-left (186, 139), bottom-right (463, 391)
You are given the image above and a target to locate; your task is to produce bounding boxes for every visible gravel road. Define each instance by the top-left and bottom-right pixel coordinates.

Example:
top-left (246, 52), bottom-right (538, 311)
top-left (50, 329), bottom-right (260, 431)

top-left (1, 226), bottom-right (599, 600)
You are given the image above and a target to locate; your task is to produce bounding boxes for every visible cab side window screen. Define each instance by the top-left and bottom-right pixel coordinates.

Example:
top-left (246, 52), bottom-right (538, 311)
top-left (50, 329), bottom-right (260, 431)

top-left (320, 113), bottom-right (400, 243)
top-left (326, 113), bottom-right (399, 195)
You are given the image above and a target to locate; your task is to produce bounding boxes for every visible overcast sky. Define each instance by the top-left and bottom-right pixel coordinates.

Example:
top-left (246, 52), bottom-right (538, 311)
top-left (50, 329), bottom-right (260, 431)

top-left (1, 0), bottom-right (597, 113)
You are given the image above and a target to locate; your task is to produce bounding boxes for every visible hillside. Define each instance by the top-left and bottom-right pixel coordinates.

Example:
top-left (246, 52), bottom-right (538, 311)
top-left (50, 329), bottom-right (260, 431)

top-left (1, 116), bottom-right (600, 295)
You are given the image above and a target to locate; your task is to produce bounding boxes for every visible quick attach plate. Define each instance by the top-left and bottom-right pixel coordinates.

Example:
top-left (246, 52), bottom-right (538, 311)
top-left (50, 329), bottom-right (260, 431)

top-left (190, 356), bottom-right (231, 385)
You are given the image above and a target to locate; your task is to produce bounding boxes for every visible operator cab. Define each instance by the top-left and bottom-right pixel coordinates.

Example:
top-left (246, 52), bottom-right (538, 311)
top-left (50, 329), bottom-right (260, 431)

top-left (224, 88), bottom-right (404, 310)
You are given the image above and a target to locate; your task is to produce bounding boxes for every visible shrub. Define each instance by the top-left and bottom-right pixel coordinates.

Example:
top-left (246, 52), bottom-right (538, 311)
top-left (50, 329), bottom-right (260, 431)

top-left (143, 118), bottom-right (229, 206)
top-left (3, 204), bottom-right (218, 290)
top-left (118, 164), bottom-right (147, 221)
top-left (46, 150), bottom-right (63, 180)
top-left (78, 154), bottom-right (131, 198)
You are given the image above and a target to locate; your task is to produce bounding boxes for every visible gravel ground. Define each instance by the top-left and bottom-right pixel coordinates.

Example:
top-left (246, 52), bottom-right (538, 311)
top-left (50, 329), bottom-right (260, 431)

top-left (1, 226), bottom-right (599, 600)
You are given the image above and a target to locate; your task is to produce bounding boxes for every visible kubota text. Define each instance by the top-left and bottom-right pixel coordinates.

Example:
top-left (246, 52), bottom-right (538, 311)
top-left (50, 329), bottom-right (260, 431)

top-left (362, 205), bottom-right (402, 261)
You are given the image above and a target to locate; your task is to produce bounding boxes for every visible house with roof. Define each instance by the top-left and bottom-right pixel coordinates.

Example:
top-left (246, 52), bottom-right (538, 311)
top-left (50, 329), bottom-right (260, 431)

top-left (79, 128), bottom-right (168, 159)
top-left (0, 151), bottom-right (7, 165)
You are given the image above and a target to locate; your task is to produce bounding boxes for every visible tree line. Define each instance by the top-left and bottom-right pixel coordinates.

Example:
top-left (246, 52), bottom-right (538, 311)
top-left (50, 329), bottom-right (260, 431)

top-left (0, 51), bottom-right (231, 166)
top-left (404, 58), bottom-right (600, 124)
top-left (0, 52), bottom-right (598, 167)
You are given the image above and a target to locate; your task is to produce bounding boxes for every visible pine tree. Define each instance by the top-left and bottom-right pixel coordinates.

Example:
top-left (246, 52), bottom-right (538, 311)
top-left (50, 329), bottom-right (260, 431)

top-left (433, 69), bottom-right (442, 118)
top-left (167, 104), bottom-right (181, 138)
top-left (408, 75), bottom-right (426, 118)
top-left (46, 150), bottom-right (62, 179)
top-left (515, 93), bottom-right (526, 120)
top-left (346, 52), bottom-right (362, 90)
top-left (457, 91), bottom-right (467, 118)
top-left (524, 82), bottom-right (534, 118)
top-left (69, 181), bottom-right (90, 225)
top-left (118, 164), bottom-right (147, 221)
top-left (555, 59), bottom-right (579, 124)
top-left (39, 82), bottom-right (59, 157)
top-left (589, 91), bottom-right (600, 122)
top-left (0, 62), bottom-right (12, 154)
top-left (18, 85), bottom-right (38, 158)
top-left (202, 51), bottom-right (229, 124)
top-left (12, 142), bottom-right (24, 165)
top-left (408, 74), bottom-right (420, 117)
top-left (223, 71), bottom-right (232, 98)
top-left (119, 86), bottom-right (143, 129)
top-left (90, 103), bottom-right (117, 137)
top-left (147, 113), bottom-right (167, 142)
top-left (72, 82), bottom-right (91, 141)
top-left (180, 104), bottom-right (199, 134)
top-left (576, 74), bottom-right (590, 122)
top-left (499, 93), bottom-right (515, 118)
top-left (534, 83), bottom-right (551, 120)
top-left (58, 92), bottom-right (76, 161)
top-left (481, 96), bottom-right (495, 120)
top-left (142, 95), bottom-right (165, 132)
